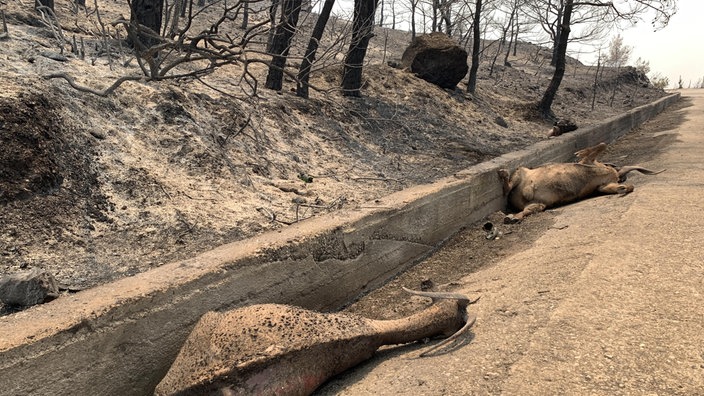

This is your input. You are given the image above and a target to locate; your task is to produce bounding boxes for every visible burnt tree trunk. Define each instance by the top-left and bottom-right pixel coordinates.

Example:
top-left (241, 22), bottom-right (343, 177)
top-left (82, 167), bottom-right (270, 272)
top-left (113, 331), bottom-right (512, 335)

top-left (265, 0), bottom-right (302, 91)
top-left (591, 54), bottom-right (601, 111)
top-left (241, 0), bottom-right (249, 30)
top-left (130, 0), bottom-right (164, 47)
top-left (167, 0), bottom-right (183, 38)
top-left (550, 4), bottom-right (563, 66)
top-left (296, 0), bottom-right (336, 98)
top-left (503, 7), bottom-right (516, 66)
top-left (410, 0), bottom-right (416, 39)
top-left (489, 38), bottom-right (502, 77)
top-left (431, 0), bottom-right (436, 32)
top-left (266, 0), bottom-right (281, 52)
top-left (539, 0), bottom-right (573, 119)
top-left (35, 0), bottom-right (54, 11)
top-left (466, 0), bottom-right (481, 94)
top-left (440, 2), bottom-right (451, 36)
top-left (341, 0), bottom-right (379, 97)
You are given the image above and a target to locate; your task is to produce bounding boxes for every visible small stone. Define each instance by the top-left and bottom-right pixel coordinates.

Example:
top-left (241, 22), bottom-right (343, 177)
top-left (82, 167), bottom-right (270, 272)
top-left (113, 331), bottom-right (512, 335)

top-left (89, 130), bottom-right (106, 140)
top-left (494, 116), bottom-right (509, 128)
top-left (420, 279), bottom-right (434, 291)
top-left (298, 173), bottom-right (313, 183)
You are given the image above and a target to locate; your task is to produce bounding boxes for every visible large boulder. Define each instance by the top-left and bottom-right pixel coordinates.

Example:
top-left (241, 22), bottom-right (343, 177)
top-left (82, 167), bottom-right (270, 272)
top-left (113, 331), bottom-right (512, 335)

top-left (0, 268), bottom-right (59, 307)
top-left (401, 32), bottom-right (469, 89)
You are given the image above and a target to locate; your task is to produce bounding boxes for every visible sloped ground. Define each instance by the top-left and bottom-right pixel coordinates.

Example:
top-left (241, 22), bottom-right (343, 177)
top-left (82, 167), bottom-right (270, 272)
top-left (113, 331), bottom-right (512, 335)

top-left (0, 0), bottom-right (668, 308)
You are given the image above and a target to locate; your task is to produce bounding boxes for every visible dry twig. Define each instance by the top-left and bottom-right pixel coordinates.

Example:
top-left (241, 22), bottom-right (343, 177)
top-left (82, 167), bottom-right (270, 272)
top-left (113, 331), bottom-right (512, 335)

top-left (351, 177), bottom-right (402, 183)
top-left (44, 73), bottom-right (141, 96)
top-left (36, 6), bottom-right (67, 51)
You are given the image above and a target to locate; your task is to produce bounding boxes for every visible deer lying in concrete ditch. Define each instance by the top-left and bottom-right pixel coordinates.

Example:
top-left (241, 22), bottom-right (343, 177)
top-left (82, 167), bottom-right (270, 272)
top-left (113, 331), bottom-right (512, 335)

top-left (155, 288), bottom-right (479, 396)
top-left (499, 142), bottom-right (664, 223)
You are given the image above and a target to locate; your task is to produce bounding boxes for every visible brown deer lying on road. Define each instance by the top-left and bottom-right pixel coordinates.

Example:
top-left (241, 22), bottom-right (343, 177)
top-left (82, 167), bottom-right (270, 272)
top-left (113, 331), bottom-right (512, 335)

top-left (155, 288), bottom-right (478, 396)
top-left (499, 142), bottom-right (664, 223)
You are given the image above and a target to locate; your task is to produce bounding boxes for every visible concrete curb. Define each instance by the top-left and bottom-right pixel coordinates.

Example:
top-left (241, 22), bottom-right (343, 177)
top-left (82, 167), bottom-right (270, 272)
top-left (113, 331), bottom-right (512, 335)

top-left (0, 93), bottom-right (680, 396)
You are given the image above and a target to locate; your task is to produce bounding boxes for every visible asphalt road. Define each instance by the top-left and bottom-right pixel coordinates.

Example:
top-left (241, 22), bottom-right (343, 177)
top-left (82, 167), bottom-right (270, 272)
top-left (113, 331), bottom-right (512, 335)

top-left (317, 90), bottom-right (704, 395)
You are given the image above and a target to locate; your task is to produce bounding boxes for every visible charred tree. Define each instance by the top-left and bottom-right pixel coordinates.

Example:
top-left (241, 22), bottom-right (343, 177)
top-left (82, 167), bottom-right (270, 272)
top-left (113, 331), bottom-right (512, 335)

top-left (129, 0), bottom-right (164, 47)
top-left (431, 0), bottom-right (438, 32)
top-left (265, 0), bottom-right (303, 91)
top-left (466, 0), bottom-right (481, 94)
top-left (266, 0), bottom-right (281, 52)
top-left (591, 53), bottom-right (601, 111)
top-left (503, 7), bottom-right (516, 66)
top-left (35, 0), bottom-right (54, 11)
top-left (409, 0), bottom-right (418, 39)
top-left (439, 1), bottom-right (452, 36)
top-left (341, 0), bottom-right (379, 97)
top-left (241, 0), bottom-right (249, 30)
top-left (550, 4), bottom-right (563, 66)
top-left (539, 0), bottom-right (573, 119)
top-left (297, 0), bottom-right (336, 98)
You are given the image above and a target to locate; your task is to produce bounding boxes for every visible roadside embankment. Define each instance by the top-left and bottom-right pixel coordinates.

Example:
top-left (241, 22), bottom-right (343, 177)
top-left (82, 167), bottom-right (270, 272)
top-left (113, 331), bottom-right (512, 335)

top-left (0, 93), bottom-right (680, 396)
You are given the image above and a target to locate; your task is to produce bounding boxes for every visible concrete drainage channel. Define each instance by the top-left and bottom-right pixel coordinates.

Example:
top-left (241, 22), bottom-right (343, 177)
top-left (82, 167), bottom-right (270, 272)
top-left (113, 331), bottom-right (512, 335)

top-left (0, 94), bottom-right (680, 396)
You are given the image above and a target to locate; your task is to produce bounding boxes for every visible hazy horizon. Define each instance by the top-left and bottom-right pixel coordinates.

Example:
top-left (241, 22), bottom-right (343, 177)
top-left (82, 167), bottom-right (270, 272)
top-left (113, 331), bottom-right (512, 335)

top-left (618, 0), bottom-right (702, 89)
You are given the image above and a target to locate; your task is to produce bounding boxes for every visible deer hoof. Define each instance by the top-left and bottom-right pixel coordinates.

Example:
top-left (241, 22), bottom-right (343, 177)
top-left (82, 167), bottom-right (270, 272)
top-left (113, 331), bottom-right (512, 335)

top-left (503, 214), bottom-right (520, 224)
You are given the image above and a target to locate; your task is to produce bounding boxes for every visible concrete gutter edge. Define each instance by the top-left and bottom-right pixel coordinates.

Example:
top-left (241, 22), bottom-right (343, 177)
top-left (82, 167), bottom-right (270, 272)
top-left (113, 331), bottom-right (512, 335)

top-left (0, 93), bottom-right (680, 396)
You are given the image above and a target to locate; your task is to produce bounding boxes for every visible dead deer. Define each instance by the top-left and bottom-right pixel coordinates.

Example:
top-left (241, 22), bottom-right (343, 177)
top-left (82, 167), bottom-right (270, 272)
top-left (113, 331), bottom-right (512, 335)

top-left (499, 142), bottom-right (664, 223)
top-left (547, 118), bottom-right (578, 137)
top-left (155, 288), bottom-right (479, 396)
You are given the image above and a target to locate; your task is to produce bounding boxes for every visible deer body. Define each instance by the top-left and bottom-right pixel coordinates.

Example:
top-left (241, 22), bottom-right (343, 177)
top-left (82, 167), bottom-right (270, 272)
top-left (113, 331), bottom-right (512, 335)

top-left (155, 290), bottom-right (475, 396)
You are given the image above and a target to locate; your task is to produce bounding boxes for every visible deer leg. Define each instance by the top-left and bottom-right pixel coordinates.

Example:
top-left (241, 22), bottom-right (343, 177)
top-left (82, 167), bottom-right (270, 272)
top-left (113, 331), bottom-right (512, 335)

top-left (598, 183), bottom-right (634, 195)
top-left (504, 203), bottom-right (547, 224)
top-left (575, 142), bottom-right (607, 164)
top-left (498, 169), bottom-right (513, 196)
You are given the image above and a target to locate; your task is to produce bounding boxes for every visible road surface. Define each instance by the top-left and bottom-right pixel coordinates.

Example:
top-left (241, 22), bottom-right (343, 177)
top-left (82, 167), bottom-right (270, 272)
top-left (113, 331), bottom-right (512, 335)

top-left (317, 90), bottom-right (704, 395)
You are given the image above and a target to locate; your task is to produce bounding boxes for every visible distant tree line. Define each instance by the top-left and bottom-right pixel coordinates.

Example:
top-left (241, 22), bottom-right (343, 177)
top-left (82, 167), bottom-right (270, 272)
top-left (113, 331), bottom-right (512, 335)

top-left (40, 0), bottom-right (677, 118)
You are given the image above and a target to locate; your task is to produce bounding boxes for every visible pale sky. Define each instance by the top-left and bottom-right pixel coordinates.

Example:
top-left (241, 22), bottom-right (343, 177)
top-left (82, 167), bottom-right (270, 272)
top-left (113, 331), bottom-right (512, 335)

top-left (617, 0), bottom-right (704, 88)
